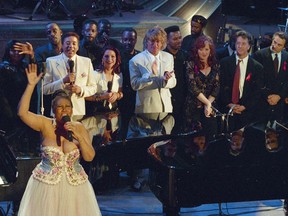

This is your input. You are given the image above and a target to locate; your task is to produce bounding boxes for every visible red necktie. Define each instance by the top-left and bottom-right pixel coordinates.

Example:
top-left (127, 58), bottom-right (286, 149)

top-left (274, 53), bottom-right (279, 75)
top-left (232, 59), bottom-right (242, 104)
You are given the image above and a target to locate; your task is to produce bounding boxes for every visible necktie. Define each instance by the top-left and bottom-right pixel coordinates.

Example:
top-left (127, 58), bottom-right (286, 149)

top-left (232, 59), bottom-right (242, 104)
top-left (274, 53), bottom-right (279, 75)
top-left (152, 57), bottom-right (158, 75)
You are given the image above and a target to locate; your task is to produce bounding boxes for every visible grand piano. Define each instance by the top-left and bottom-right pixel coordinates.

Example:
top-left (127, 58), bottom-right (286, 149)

top-left (1, 111), bottom-right (288, 216)
top-left (148, 121), bottom-right (288, 215)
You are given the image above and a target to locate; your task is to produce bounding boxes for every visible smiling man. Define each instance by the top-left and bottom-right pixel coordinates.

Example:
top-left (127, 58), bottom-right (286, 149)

top-left (219, 30), bottom-right (264, 131)
top-left (43, 32), bottom-right (96, 116)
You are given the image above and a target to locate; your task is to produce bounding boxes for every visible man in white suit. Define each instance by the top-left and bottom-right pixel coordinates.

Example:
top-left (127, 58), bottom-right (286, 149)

top-left (129, 26), bottom-right (176, 113)
top-left (43, 32), bottom-right (97, 116)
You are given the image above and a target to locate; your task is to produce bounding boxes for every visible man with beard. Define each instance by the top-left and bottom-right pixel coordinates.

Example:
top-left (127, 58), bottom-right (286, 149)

top-left (164, 25), bottom-right (187, 124)
top-left (181, 15), bottom-right (207, 52)
top-left (78, 19), bottom-right (103, 70)
top-left (96, 19), bottom-right (122, 51)
top-left (118, 28), bottom-right (140, 116)
top-left (34, 23), bottom-right (63, 116)
top-left (43, 32), bottom-right (97, 117)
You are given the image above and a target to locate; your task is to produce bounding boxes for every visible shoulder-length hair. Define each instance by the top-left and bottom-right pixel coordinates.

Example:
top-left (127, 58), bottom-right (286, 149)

top-left (191, 35), bottom-right (217, 70)
top-left (143, 25), bottom-right (167, 50)
top-left (99, 46), bottom-right (122, 74)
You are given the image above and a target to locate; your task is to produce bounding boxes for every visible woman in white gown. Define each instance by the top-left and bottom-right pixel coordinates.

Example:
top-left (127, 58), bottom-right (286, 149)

top-left (17, 63), bottom-right (101, 216)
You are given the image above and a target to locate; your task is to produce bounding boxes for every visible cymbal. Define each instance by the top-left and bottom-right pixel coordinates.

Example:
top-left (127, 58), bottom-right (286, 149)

top-left (278, 7), bottom-right (288, 11)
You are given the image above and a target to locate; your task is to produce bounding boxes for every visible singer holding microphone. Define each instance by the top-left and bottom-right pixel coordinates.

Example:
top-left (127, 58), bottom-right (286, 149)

top-left (17, 63), bottom-right (101, 216)
top-left (85, 46), bottom-right (123, 114)
top-left (43, 32), bottom-right (97, 117)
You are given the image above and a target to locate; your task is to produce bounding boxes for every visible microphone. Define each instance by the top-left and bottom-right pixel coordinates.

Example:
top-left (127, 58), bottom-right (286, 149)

top-left (68, 60), bottom-right (74, 85)
top-left (107, 81), bottom-right (112, 92)
top-left (104, 81), bottom-right (113, 109)
top-left (61, 115), bottom-right (73, 142)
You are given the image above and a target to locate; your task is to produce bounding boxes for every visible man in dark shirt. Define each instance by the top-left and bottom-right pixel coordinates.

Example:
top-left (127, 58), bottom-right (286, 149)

top-left (96, 19), bottom-right (122, 51)
top-left (78, 19), bottom-right (103, 70)
top-left (118, 28), bottom-right (139, 116)
top-left (181, 15), bottom-right (207, 52)
top-left (164, 25), bottom-right (187, 128)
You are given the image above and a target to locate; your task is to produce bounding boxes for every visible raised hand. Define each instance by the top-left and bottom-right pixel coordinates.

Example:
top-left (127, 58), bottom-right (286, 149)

top-left (25, 63), bottom-right (43, 86)
top-left (14, 42), bottom-right (34, 58)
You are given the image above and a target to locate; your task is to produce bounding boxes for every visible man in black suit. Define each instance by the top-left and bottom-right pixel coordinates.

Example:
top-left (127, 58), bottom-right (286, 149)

top-left (252, 31), bottom-right (288, 123)
top-left (219, 30), bottom-right (264, 131)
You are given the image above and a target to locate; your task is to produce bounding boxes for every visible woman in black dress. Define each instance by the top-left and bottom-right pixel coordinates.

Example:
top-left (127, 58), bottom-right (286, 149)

top-left (183, 35), bottom-right (220, 142)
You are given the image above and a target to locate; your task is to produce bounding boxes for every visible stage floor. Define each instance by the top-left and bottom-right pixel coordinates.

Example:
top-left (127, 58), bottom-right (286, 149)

top-left (1, 173), bottom-right (286, 216)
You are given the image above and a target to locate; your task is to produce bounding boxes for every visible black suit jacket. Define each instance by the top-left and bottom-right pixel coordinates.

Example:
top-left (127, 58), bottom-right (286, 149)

top-left (219, 54), bottom-right (264, 120)
top-left (216, 46), bottom-right (230, 61)
top-left (252, 47), bottom-right (288, 120)
top-left (34, 43), bottom-right (60, 63)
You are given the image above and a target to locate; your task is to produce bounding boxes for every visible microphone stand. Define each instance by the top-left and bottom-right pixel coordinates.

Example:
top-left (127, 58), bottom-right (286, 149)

top-left (211, 105), bottom-right (235, 134)
top-left (41, 76), bottom-right (45, 115)
top-left (40, 62), bottom-right (46, 116)
top-left (275, 121), bottom-right (288, 131)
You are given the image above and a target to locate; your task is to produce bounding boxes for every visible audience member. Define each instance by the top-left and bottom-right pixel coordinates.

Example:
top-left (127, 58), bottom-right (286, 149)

top-left (253, 31), bottom-right (288, 123)
top-left (164, 25), bottom-right (188, 120)
top-left (17, 63), bottom-right (101, 216)
top-left (219, 30), bottom-right (264, 131)
top-left (85, 46), bottom-right (123, 114)
top-left (129, 25), bottom-right (176, 113)
top-left (183, 35), bottom-right (220, 141)
top-left (181, 15), bottom-right (207, 52)
top-left (118, 28), bottom-right (140, 115)
top-left (78, 19), bottom-right (103, 70)
top-left (43, 32), bottom-right (97, 117)
top-left (96, 19), bottom-right (122, 50)
top-left (34, 22), bottom-right (63, 117)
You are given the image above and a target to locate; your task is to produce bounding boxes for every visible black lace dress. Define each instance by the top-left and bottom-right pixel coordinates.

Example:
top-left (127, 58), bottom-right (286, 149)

top-left (183, 61), bottom-right (220, 141)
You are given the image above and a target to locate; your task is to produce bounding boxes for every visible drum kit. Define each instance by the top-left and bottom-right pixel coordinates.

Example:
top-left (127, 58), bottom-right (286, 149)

top-left (29, 0), bottom-right (140, 20)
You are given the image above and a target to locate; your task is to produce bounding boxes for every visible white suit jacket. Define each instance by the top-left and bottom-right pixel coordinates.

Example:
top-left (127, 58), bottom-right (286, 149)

top-left (129, 50), bottom-right (176, 113)
top-left (43, 53), bottom-right (96, 115)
